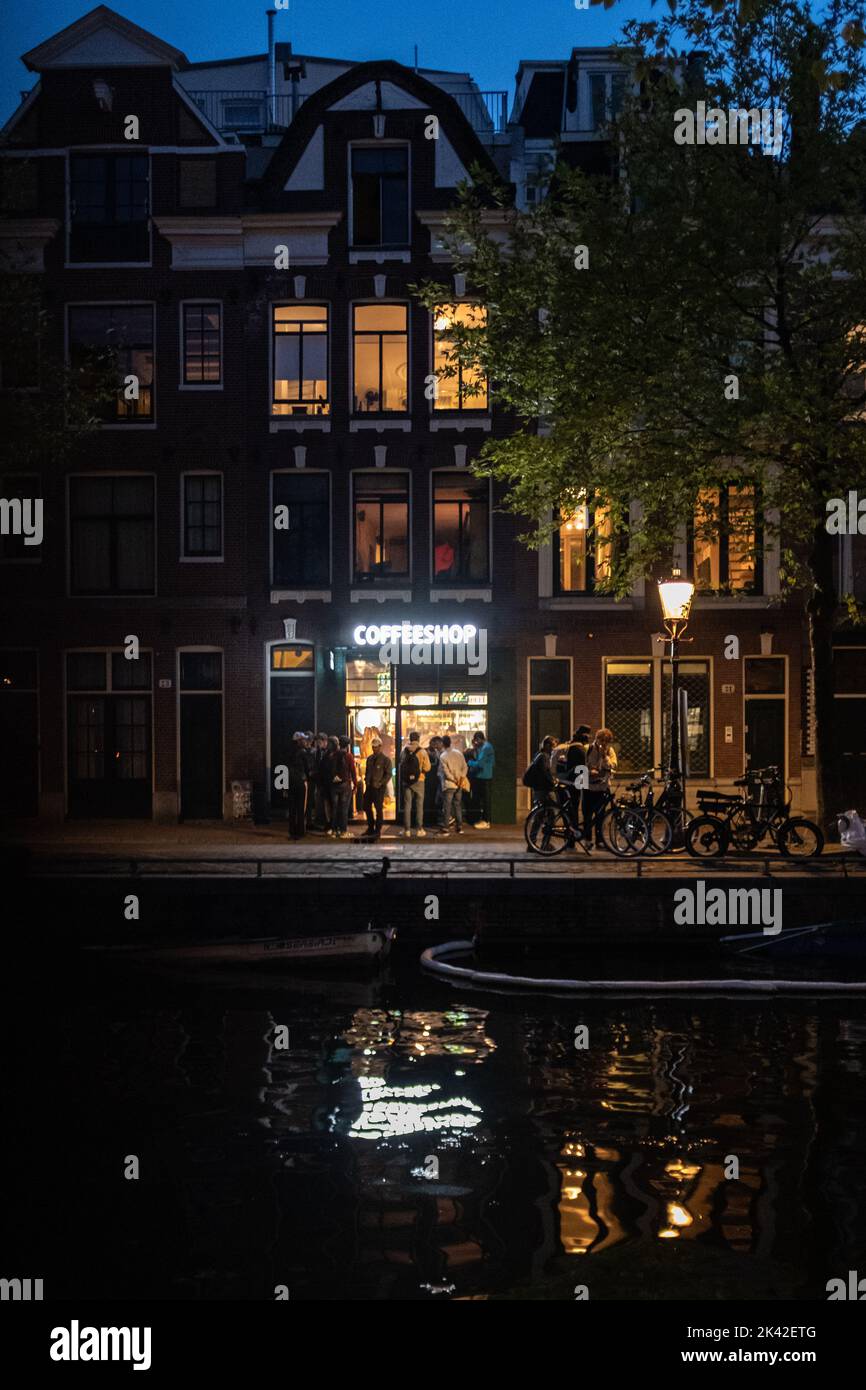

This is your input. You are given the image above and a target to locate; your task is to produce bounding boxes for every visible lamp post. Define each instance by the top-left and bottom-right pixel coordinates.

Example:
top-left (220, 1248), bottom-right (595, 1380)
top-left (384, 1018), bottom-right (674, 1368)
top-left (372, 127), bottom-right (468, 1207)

top-left (658, 570), bottom-right (695, 834)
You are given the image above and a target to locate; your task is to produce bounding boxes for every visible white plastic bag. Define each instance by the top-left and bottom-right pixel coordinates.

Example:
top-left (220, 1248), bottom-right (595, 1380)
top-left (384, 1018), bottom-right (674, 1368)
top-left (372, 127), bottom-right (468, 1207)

top-left (838, 810), bottom-right (866, 856)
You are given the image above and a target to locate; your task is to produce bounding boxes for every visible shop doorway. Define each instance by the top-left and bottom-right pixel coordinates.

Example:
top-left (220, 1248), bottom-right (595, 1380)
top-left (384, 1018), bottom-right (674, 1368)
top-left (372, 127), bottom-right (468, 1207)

top-left (268, 642), bottom-right (315, 815)
top-left (346, 655), bottom-right (488, 823)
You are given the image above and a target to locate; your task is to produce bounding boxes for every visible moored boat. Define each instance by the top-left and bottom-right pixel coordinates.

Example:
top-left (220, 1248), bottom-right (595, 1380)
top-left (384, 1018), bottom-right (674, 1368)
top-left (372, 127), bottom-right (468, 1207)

top-left (86, 925), bottom-right (395, 968)
top-left (720, 919), bottom-right (866, 959)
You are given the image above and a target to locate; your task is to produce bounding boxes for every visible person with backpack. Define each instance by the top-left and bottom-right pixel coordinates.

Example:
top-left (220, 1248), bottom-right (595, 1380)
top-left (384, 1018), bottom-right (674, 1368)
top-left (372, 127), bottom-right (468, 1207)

top-left (361, 736), bottom-right (392, 840)
top-left (438, 734), bottom-right (468, 835)
top-left (400, 731), bottom-right (430, 837)
top-left (523, 735), bottom-right (558, 807)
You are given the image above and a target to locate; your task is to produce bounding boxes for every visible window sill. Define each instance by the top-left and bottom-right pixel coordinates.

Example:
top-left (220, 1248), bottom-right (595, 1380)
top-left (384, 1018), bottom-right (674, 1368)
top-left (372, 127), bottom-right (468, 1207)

top-left (181, 556), bottom-right (224, 564)
top-left (429, 416), bottom-right (492, 432)
top-left (349, 419), bottom-right (411, 432)
top-left (430, 587), bottom-right (492, 603)
top-left (350, 589), bottom-right (412, 603)
top-left (269, 419), bottom-right (331, 433)
top-left (694, 595), bottom-right (769, 608)
top-left (179, 384), bottom-right (224, 392)
top-left (98, 422), bottom-right (157, 431)
top-left (349, 249), bottom-right (411, 263)
top-left (270, 589), bottom-right (332, 603)
top-left (541, 597), bottom-right (636, 611)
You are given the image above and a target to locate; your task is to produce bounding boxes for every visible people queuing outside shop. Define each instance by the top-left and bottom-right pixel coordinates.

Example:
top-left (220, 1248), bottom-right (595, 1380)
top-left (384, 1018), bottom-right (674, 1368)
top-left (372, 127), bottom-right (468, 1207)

top-left (438, 735), bottom-right (469, 835)
top-left (284, 729), bottom-right (501, 841)
top-left (467, 730), bottom-right (495, 828)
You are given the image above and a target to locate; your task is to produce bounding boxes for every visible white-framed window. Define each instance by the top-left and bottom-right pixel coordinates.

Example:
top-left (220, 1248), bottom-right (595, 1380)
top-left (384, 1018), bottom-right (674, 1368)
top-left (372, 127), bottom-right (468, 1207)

top-left (349, 143), bottom-right (410, 248)
top-left (67, 151), bottom-right (150, 265)
top-left (352, 303), bottom-right (409, 414)
top-left (431, 303), bottom-right (488, 412)
top-left (271, 470), bottom-right (331, 586)
top-left (431, 469), bottom-right (490, 583)
top-left (181, 472), bottom-right (223, 561)
top-left (527, 656), bottom-right (573, 761)
top-left (603, 656), bottom-right (713, 776)
top-left (180, 301), bottom-right (222, 388)
top-left (68, 473), bottom-right (156, 595)
top-left (271, 304), bottom-right (329, 416)
top-left (67, 302), bottom-right (155, 426)
top-left (352, 469), bottom-right (411, 582)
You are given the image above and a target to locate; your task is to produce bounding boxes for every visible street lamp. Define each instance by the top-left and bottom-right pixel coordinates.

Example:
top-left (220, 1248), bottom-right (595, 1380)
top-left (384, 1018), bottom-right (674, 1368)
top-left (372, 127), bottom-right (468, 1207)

top-left (658, 569), bottom-right (695, 837)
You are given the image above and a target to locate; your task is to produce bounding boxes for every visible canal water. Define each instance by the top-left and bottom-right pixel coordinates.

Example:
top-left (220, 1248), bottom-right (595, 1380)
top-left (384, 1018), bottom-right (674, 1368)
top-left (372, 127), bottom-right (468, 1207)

top-left (4, 953), bottom-right (866, 1301)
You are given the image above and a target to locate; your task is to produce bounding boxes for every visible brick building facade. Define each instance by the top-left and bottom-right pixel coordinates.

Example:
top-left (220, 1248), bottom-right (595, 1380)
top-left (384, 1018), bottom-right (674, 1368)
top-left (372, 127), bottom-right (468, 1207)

top-left (2, 7), bottom-right (865, 826)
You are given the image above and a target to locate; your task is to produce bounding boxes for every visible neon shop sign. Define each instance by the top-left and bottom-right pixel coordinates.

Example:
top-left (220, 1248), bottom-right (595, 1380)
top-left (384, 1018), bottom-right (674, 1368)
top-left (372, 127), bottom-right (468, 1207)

top-left (352, 622), bottom-right (488, 676)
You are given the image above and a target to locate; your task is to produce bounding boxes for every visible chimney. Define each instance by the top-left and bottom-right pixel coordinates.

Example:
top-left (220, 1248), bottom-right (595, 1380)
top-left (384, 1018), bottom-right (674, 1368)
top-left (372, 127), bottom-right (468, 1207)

top-left (267, 9), bottom-right (277, 130)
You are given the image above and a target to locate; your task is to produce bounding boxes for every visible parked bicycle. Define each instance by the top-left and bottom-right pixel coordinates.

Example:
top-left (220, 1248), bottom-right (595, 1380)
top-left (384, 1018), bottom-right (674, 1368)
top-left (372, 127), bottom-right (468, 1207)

top-left (524, 783), bottom-right (649, 857)
top-left (686, 765), bottom-right (823, 859)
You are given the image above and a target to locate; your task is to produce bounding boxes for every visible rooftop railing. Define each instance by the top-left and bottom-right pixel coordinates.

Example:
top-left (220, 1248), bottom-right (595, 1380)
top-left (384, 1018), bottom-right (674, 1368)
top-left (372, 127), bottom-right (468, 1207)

top-left (186, 87), bottom-right (510, 136)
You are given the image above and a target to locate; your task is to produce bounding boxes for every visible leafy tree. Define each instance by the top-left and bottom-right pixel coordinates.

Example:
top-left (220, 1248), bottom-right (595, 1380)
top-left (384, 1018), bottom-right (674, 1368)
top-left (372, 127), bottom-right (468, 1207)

top-left (418, 0), bottom-right (866, 829)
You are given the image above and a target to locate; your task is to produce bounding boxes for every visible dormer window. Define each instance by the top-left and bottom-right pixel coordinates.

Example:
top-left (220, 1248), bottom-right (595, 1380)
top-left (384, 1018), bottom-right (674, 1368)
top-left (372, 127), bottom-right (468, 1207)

top-left (69, 154), bottom-right (149, 264)
top-left (350, 146), bottom-right (409, 248)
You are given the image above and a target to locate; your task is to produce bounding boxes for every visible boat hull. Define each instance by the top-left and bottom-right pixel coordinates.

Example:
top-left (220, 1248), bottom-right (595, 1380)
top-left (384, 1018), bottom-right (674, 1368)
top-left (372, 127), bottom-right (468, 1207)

top-left (87, 928), bottom-right (395, 967)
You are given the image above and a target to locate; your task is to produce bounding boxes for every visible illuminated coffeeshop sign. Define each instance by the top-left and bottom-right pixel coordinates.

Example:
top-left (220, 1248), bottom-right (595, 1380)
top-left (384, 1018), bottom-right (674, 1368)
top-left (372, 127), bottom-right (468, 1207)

top-left (353, 622), bottom-right (488, 677)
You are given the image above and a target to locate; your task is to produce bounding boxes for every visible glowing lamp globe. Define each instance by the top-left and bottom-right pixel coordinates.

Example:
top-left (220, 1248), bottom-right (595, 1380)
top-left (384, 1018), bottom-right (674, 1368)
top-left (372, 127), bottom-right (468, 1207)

top-left (658, 571), bottom-right (695, 625)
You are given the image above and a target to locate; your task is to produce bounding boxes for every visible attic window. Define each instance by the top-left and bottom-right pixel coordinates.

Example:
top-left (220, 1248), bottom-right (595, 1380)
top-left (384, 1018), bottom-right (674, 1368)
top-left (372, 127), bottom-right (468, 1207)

top-left (178, 159), bottom-right (217, 209)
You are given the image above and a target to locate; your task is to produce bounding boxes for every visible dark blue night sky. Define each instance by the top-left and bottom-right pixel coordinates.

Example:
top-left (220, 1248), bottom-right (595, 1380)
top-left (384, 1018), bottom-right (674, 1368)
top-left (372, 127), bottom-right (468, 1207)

top-left (1, 0), bottom-right (658, 126)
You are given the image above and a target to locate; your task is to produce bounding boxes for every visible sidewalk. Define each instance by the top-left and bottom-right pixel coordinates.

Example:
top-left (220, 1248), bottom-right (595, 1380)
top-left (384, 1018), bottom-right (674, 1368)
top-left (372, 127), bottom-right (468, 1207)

top-left (2, 815), bottom-right (856, 879)
top-left (3, 817), bottom-right (527, 853)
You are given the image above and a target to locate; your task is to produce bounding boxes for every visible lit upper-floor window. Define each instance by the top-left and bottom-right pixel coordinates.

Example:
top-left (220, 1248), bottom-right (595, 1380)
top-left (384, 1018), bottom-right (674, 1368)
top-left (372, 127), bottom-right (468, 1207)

top-left (556, 500), bottom-right (616, 593)
top-left (689, 484), bottom-right (762, 594)
top-left (182, 303), bottom-right (222, 386)
top-left (68, 304), bottom-right (154, 423)
top-left (272, 305), bottom-right (329, 416)
top-left (432, 471), bottom-right (490, 583)
top-left (69, 154), bottom-right (149, 263)
top-left (433, 304), bottom-right (488, 412)
top-left (353, 304), bottom-right (408, 413)
top-left (351, 146), bottom-right (409, 247)
top-left (353, 471), bottom-right (410, 582)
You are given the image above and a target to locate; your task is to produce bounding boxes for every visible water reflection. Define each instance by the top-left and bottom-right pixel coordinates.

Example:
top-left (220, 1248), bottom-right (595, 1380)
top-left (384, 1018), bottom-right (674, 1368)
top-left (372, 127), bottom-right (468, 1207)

top-left (9, 969), bottom-right (866, 1300)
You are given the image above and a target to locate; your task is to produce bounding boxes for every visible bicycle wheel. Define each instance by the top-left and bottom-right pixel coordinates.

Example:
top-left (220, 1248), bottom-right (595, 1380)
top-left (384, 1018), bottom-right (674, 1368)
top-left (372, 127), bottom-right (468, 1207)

top-left (685, 814), bottom-right (729, 859)
top-left (777, 817), bottom-right (824, 859)
top-left (643, 809), bottom-right (672, 855)
top-left (525, 804), bottom-right (571, 857)
top-left (601, 806), bottom-right (649, 856)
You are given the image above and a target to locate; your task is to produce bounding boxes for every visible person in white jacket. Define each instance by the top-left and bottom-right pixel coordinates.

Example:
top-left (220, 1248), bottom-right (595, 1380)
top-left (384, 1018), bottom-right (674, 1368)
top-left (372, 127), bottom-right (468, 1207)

top-left (438, 735), bottom-right (468, 835)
